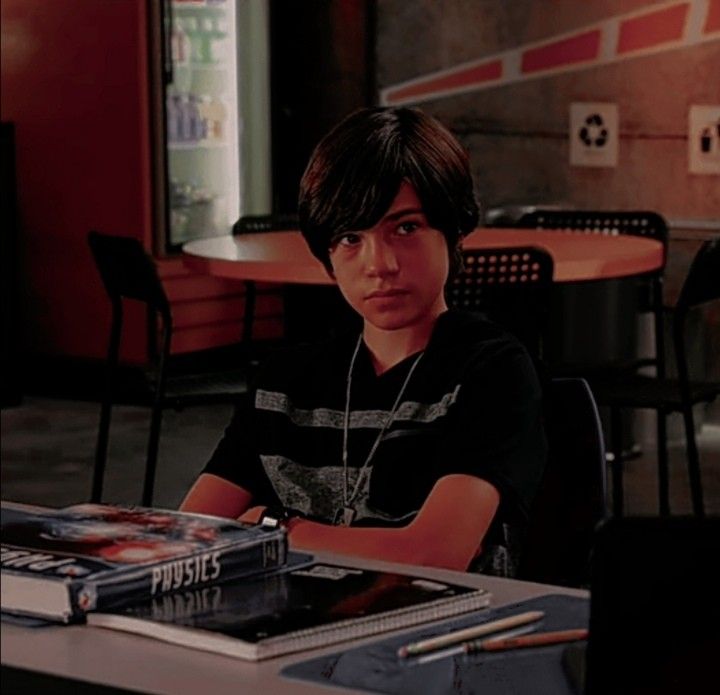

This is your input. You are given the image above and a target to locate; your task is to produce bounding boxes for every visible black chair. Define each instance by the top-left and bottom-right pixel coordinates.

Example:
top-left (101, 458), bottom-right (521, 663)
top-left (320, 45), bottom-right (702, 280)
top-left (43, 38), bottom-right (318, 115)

top-left (516, 210), bottom-right (670, 515)
top-left (88, 231), bottom-right (250, 506)
top-left (517, 378), bottom-right (608, 588)
top-left (589, 238), bottom-right (720, 518)
top-left (446, 246), bottom-right (554, 359)
top-left (517, 209), bottom-right (669, 372)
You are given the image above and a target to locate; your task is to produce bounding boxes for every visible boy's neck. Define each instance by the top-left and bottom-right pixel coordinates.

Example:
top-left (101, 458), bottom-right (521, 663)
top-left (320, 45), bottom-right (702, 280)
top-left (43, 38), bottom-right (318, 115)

top-left (362, 307), bottom-right (447, 375)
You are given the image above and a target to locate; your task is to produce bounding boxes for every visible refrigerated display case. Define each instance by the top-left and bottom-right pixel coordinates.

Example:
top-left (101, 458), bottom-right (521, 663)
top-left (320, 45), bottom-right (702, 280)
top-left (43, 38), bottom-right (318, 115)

top-left (148, 0), bottom-right (280, 356)
top-left (164, 0), bottom-right (240, 250)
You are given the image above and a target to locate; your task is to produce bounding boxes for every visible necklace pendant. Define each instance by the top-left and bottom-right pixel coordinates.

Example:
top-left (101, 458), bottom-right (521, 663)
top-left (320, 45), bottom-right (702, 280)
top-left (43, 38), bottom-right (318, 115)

top-left (334, 506), bottom-right (357, 527)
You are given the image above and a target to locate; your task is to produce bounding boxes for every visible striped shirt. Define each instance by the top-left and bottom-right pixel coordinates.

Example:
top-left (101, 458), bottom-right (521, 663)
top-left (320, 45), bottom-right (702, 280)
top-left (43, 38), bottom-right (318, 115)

top-left (204, 311), bottom-right (546, 548)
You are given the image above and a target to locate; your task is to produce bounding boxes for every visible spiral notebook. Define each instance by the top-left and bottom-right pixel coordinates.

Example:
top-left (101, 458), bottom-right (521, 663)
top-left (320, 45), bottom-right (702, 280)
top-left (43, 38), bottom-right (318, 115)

top-left (87, 563), bottom-right (491, 661)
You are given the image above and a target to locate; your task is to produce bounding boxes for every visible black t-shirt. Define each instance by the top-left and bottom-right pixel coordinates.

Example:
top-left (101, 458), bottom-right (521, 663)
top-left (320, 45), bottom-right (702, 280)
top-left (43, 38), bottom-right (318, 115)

top-left (204, 310), bottom-right (546, 540)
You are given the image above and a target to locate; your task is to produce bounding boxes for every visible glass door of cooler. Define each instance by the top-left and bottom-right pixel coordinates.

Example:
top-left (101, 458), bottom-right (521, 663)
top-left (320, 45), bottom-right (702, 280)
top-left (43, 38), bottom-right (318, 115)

top-left (165, 0), bottom-right (240, 250)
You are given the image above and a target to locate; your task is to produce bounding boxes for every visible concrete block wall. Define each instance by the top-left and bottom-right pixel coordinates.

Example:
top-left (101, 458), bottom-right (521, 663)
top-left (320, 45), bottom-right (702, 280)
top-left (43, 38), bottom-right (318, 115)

top-left (376, 0), bottom-right (718, 221)
top-left (376, 0), bottom-right (719, 405)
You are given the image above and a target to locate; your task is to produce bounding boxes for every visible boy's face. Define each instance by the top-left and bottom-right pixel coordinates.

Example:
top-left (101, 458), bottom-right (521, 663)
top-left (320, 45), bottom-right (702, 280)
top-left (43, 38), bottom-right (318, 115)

top-left (328, 182), bottom-right (450, 332)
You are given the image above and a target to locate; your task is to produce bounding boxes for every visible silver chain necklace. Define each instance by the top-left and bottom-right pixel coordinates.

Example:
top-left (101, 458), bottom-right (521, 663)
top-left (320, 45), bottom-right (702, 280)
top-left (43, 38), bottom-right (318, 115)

top-left (335, 334), bottom-right (424, 526)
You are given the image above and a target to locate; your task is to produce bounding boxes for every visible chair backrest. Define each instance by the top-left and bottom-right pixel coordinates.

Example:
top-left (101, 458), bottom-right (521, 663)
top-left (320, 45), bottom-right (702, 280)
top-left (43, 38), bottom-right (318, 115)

top-left (517, 378), bottom-right (607, 587)
top-left (676, 238), bottom-right (720, 313)
top-left (89, 231), bottom-right (173, 365)
top-left (446, 246), bottom-right (554, 357)
top-left (517, 209), bottom-right (669, 248)
top-left (232, 213), bottom-right (299, 234)
top-left (672, 238), bottom-right (720, 388)
top-left (518, 210), bottom-right (669, 372)
top-left (88, 231), bottom-right (171, 320)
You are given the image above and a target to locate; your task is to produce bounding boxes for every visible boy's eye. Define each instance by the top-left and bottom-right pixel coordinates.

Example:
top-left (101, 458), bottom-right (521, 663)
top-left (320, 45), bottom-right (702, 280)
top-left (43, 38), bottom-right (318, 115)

top-left (397, 221), bottom-right (420, 235)
top-left (332, 232), bottom-right (362, 248)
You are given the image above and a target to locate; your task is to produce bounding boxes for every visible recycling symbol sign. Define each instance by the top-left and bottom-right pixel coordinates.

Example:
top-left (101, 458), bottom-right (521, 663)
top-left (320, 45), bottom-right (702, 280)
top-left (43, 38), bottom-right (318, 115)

top-left (570, 102), bottom-right (618, 167)
top-left (579, 113), bottom-right (608, 148)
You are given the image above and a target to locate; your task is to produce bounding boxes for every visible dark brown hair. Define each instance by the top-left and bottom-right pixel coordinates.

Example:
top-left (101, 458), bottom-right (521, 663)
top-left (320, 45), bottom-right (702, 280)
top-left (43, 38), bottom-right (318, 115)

top-left (298, 107), bottom-right (479, 273)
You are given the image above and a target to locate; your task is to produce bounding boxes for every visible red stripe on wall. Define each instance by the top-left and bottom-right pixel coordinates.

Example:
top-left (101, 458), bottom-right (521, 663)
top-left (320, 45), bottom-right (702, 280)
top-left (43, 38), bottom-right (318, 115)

top-left (617, 3), bottom-right (689, 54)
top-left (521, 30), bottom-right (601, 73)
top-left (385, 60), bottom-right (502, 103)
top-left (705, 0), bottom-right (720, 32)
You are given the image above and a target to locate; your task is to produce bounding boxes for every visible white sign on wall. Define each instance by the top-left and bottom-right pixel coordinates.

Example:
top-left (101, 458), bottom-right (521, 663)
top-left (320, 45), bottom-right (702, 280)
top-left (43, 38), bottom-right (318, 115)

top-left (569, 102), bottom-right (618, 168)
top-left (688, 105), bottom-right (720, 175)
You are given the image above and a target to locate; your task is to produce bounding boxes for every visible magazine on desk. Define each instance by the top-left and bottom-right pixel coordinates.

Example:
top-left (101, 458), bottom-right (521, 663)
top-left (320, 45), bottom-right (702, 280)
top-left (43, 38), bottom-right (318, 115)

top-left (87, 563), bottom-right (491, 661)
top-left (0, 501), bottom-right (287, 623)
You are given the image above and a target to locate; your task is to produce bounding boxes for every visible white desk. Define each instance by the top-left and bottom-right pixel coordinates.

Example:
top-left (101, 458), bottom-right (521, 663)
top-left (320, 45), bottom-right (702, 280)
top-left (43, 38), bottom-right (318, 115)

top-left (1, 553), bottom-right (586, 694)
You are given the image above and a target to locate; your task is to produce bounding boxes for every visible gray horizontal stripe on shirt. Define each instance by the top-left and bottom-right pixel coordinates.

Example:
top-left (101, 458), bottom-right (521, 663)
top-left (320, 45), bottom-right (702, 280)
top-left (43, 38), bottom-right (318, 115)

top-left (255, 385), bottom-right (461, 429)
top-left (260, 455), bottom-right (345, 519)
top-left (260, 455), bottom-right (417, 524)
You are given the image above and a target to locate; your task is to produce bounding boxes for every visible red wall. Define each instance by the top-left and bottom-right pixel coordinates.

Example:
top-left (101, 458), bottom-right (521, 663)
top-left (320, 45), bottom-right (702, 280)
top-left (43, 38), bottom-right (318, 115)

top-left (2, 1), bottom-right (285, 367)
top-left (1, 0), bottom-right (153, 362)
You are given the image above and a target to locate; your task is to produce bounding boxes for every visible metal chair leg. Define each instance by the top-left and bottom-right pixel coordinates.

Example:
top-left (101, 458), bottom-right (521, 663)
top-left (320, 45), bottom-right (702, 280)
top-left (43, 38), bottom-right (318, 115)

top-left (682, 403), bottom-right (705, 517)
top-left (610, 406), bottom-right (624, 516)
top-left (657, 409), bottom-right (670, 516)
top-left (142, 403), bottom-right (163, 507)
top-left (92, 398), bottom-right (112, 503)
top-left (93, 302), bottom-right (122, 503)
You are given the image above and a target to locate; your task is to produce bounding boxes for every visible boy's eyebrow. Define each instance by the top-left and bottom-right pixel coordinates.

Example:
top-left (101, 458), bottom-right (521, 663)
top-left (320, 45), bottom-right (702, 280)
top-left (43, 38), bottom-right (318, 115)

top-left (329, 207), bottom-right (427, 242)
top-left (381, 206), bottom-right (425, 222)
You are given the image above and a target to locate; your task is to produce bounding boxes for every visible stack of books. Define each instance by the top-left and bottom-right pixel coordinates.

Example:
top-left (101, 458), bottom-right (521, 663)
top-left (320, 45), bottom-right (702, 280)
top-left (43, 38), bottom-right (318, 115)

top-left (1, 501), bottom-right (491, 661)
top-left (1, 501), bottom-right (288, 624)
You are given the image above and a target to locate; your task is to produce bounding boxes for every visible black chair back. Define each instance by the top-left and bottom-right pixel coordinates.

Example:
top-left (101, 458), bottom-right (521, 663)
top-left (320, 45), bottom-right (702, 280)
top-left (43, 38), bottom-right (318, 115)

top-left (676, 237), bottom-right (720, 312)
top-left (88, 232), bottom-right (171, 322)
top-left (517, 209), bottom-right (668, 325)
top-left (518, 209), bottom-right (668, 246)
top-left (672, 239), bottom-right (720, 492)
top-left (446, 246), bottom-right (554, 358)
top-left (673, 237), bottom-right (720, 382)
top-left (517, 378), bottom-right (607, 587)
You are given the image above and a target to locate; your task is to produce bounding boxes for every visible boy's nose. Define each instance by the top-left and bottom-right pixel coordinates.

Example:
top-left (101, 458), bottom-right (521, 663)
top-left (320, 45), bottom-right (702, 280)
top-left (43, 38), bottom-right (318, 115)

top-left (363, 237), bottom-right (399, 276)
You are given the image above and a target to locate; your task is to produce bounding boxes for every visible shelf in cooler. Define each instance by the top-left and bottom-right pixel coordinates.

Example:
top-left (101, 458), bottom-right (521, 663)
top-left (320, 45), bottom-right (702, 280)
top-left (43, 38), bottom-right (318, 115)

top-left (169, 140), bottom-right (228, 151)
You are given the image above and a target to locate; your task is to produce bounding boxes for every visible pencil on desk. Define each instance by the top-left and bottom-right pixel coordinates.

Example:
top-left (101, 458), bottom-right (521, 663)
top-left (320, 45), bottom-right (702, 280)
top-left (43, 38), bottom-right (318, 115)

top-left (397, 610), bottom-right (544, 658)
top-left (413, 624), bottom-right (538, 665)
top-left (465, 628), bottom-right (589, 653)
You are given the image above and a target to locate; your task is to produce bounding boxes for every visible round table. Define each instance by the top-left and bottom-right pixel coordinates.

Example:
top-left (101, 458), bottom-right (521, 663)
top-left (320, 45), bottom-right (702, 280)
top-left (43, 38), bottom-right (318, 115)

top-left (182, 228), bottom-right (664, 284)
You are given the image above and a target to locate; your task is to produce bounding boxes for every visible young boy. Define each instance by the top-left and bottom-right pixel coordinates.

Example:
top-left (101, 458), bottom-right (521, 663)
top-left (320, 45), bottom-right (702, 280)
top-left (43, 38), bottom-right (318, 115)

top-left (181, 107), bottom-right (546, 574)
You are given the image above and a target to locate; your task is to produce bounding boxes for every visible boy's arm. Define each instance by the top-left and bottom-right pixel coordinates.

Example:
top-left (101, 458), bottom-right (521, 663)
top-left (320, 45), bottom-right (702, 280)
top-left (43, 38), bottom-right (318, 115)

top-left (284, 474), bottom-right (499, 572)
top-left (179, 473), bottom-right (254, 519)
